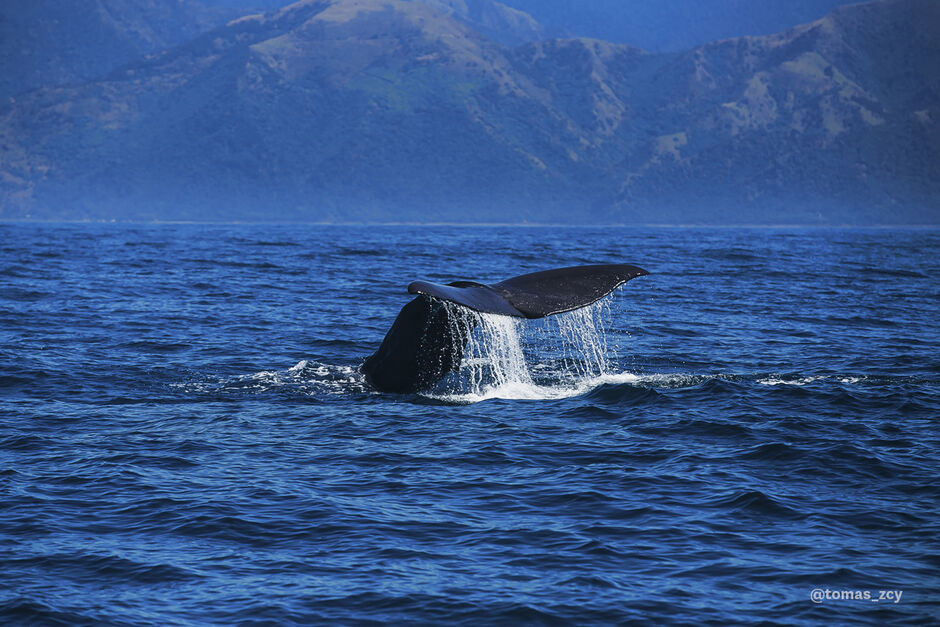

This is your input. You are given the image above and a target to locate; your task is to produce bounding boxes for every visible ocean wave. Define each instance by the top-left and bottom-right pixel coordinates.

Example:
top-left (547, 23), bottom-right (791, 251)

top-left (425, 370), bottom-right (885, 404)
top-left (171, 360), bottom-right (370, 398)
top-left (426, 372), bottom-right (642, 404)
top-left (5, 225), bottom-right (934, 627)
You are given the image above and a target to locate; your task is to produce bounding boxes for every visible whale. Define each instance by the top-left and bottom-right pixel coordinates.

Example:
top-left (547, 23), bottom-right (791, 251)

top-left (362, 264), bottom-right (649, 393)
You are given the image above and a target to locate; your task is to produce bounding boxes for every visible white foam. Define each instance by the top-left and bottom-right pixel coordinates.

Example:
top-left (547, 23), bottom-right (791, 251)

top-left (429, 371), bottom-right (641, 404)
top-left (628, 372), bottom-right (723, 388)
top-left (171, 361), bottom-right (367, 396)
top-left (758, 374), bottom-right (870, 387)
top-left (757, 375), bottom-right (825, 386)
top-left (839, 376), bottom-right (866, 384)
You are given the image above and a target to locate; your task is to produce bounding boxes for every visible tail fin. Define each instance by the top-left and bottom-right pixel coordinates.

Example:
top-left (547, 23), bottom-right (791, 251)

top-left (363, 264), bottom-right (648, 393)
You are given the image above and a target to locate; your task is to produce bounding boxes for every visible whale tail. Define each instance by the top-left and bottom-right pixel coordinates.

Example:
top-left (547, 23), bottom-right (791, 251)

top-left (362, 264), bottom-right (649, 393)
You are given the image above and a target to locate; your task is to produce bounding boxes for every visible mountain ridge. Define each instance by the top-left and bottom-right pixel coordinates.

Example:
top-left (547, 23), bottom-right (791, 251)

top-left (0, 0), bottom-right (238, 101)
top-left (1, 0), bottom-right (937, 223)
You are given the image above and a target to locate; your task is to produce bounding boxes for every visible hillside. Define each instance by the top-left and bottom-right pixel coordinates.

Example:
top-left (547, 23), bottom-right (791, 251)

top-left (0, 0), bottom-right (937, 223)
top-left (0, 0), bottom-right (234, 101)
top-left (175, 0), bottom-right (870, 52)
top-left (603, 0), bottom-right (940, 223)
top-left (0, 0), bottom-right (542, 102)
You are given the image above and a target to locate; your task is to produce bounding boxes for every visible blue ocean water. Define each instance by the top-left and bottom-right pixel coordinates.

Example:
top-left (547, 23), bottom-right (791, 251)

top-left (1, 223), bottom-right (938, 626)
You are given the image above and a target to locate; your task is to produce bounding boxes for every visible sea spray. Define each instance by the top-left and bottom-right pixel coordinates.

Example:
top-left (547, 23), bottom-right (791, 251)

top-left (463, 312), bottom-right (534, 391)
top-left (432, 298), bottom-right (620, 400)
top-left (551, 298), bottom-right (612, 381)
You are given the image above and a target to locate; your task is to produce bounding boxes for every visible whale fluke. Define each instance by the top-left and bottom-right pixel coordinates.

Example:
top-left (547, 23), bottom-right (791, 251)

top-left (409, 264), bottom-right (649, 319)
top-left (362, 264), bottom-right (648, 393)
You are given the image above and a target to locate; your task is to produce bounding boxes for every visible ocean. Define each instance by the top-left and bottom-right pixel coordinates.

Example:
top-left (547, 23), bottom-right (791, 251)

top-left (1, 222), bottom-right (937, 625)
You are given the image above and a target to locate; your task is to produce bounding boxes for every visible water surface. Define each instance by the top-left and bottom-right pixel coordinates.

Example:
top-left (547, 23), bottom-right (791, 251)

top-left (1, 223), bottom-right (938, 625)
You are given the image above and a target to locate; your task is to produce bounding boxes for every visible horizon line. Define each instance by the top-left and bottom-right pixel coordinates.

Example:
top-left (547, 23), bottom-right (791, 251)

top-left (1, 219), bottom-right (938, 229)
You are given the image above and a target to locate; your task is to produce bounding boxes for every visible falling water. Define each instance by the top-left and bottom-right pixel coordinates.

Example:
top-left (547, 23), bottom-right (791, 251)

top-left (432, 298), bottom-right (628, 401)
top-left (551, 299), bottom-right (612, 381)
top-left (463, 312), bottom-right (534, 391)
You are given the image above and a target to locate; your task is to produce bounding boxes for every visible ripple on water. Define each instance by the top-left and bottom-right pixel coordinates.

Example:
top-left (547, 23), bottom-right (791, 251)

top-left (2, 224), bottom-right (938, 627)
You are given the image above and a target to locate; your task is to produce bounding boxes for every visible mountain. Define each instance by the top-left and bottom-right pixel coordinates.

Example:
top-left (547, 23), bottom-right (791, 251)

top-left (0, 0), bottom-right (236, 101)
top-left (422, 0), bottom-right (545, 46)
top-left (0, 0), bottom-right (542, 103)
top-left (182, 1), bottom-right (870, 53)
top-left (0, 0), bottom-right (574, 221)
top-left (605, 0), bottom-right (940, 223)
top-left (0, 0), bottom-right (937, 223)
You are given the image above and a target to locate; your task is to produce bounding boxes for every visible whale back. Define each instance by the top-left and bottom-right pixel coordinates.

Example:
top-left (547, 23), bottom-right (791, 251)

top-left (361, 295), bottom-right (477, 394)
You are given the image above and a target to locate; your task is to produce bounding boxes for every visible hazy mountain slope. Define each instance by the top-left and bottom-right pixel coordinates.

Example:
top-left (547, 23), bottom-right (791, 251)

top-left (0, 0), bottom-right (541, 103)
top-left (0, 0), bottom-right (937, 223)
top-left (192, 0), bottom-right (867, 52)
top-left (425, 0), bottom-right (545, 45)
top-left (0, 0), bottom-right (233, 101)
top-left (599, 0), bottom-right (940, 222)
top-left (0, 0), bottom-right (566, 221)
